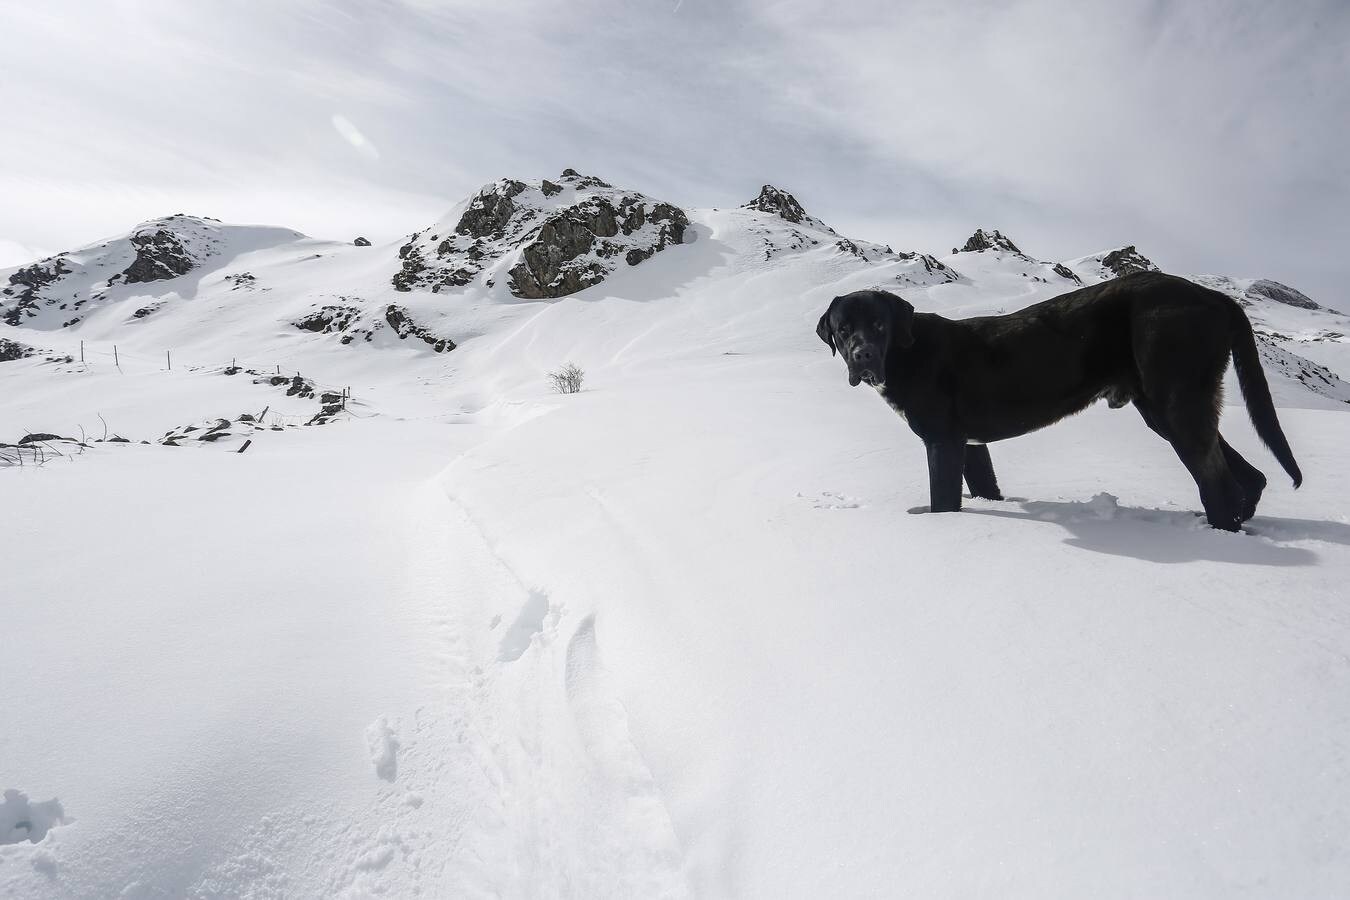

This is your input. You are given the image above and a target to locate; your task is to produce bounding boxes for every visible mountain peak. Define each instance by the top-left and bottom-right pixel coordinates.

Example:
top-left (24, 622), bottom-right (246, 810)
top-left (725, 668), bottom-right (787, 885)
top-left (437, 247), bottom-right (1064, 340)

top-left (1100, 245), bottom-right (1158, 278)
top-left (743, 185), bottom-right (811, 225)
top-left (394, 175), bottom-right (689, 298)
top-left (959, 228), bottom-right (1021, 254)
top-left (1247, 278), bottom-right (1319, 311)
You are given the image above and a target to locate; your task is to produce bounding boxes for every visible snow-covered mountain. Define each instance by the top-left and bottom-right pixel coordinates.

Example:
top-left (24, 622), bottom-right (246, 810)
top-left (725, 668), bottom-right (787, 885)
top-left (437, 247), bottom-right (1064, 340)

top-left (391, 169), bottom-right (690, 298)
top-left (4, 176), bottom-right (1350, 899)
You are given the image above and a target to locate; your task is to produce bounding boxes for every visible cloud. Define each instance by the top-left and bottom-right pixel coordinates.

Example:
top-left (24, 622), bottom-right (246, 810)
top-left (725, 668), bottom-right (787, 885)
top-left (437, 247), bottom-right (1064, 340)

top-left (1, 0), bottom-right (1346, 300)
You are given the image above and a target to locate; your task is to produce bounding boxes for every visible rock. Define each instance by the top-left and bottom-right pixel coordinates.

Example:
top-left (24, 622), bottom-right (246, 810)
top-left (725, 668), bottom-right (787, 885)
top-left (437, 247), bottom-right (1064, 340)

top-left (1052, 262), bottom-right (1082, 284)
top-left (120, 228), bottom-right (195, 284)
top-left (960, 229), bottom-right (1022, 254)
top-left (294, 304), bottom-right (362, 335)
top-left (509, 196), bottom-right (687, 299)
top-left (384, 305), bottom-right (455, 352)
top-left (456, 180), bottom-right (528, 239)
top-left (353, 236), bottom-right (372, 247)
top-left (18, 433), bottom-right (71, 445)
top-left (557, 169), bottom-right (612, 189)
top-left (1100, 245), bottom-right (1158, 278)
top-left (1247, 279), bottom-right (1319, 310)
top-left (742, 185), bottom-right (811, 224)
top-left (0, 338), bottom-right (35, 361)
top-left (3, 257), bottom-right (72, 325)
top-left (395, 175), bottom-right (688, 299)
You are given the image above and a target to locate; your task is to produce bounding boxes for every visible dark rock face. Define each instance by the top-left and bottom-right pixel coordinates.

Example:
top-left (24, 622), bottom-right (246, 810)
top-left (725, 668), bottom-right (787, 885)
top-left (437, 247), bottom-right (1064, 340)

top-left (385, 305), bottom-right (455, 352)
top-left (353, 236), bottom-right (372, 247)
top-left (294, 302), bottom-right (451, 351)
top-left (3, 257), bottom-right (72, 325)
top-left (294, 304), bottom-right (363, 337)
top-left (1101, 246), bottom-right (1158, 278)
top-left (1053, 262), bottom-right (1082, 284)
top-left (456, 180), bottom-right (528, 239)
top-left (960, 229), bottom-right (1021, 254)
top-left (742, 185), bottom-right (810, 224)
top-left (1248, 279), bottom-right (1319, 310)
top-left (509, 196), bottom-right (688, 299)
top-left (394, 174), bottom-right (689, 298)
top-left (121, 229), bottom-right (195, 284)
top-left (0, 338), bottom-right (35, 361)
top-left (558, 168), bottom-right (612, 190)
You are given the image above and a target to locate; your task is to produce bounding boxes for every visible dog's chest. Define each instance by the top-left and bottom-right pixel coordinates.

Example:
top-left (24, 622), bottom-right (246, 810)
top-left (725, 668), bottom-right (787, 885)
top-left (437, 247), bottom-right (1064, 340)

top-left (874, 385), bottom-right (907, 421)
top-left (876, 384), bottom-right (983, 444)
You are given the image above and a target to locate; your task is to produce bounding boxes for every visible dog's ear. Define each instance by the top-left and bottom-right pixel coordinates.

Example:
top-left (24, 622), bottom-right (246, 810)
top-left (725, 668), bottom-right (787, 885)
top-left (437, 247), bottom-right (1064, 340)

top-left (884, 291), bottom-right (916, 349)
top-left (816, 299), bottom-right (839, 356)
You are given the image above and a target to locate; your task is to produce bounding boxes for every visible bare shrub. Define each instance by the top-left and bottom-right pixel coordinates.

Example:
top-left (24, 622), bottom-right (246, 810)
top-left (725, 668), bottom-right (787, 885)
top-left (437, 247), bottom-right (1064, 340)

top-left (548, 363), bottom-right (585, 394)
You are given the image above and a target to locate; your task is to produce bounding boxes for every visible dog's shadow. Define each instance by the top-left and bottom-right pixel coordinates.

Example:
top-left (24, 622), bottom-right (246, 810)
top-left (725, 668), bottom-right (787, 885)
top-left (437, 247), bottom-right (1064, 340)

top-left (951, 495), bottom-right (1350, 566)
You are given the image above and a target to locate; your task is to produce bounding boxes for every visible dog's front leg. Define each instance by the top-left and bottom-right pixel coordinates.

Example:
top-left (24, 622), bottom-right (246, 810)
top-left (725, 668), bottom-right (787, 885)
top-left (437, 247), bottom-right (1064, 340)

top-left (926, 439), bottom-right (966, 513)
top-left (963, 444), bottom-right (1003, 501)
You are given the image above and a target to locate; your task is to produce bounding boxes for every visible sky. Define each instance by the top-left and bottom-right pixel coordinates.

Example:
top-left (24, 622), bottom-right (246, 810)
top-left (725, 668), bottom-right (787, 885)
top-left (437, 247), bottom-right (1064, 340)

top-left (2, 0), bottom-right (1347, 301)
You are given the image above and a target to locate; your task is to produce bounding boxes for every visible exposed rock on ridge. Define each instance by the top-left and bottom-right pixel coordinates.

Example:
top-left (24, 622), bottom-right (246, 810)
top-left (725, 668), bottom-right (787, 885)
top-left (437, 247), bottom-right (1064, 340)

top-left (392, 170), bottom-right (690, 299)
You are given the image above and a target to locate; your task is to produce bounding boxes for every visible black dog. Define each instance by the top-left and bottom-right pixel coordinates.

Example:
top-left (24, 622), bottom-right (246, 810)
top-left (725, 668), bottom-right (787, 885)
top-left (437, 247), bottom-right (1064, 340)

top-left (816, 272), bottom-right (1302, 531)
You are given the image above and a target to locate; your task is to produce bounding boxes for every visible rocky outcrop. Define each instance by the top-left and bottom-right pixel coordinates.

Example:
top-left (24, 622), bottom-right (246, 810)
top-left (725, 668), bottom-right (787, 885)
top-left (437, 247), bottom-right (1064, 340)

top-left (960, 229), bottom-right (1022, 254)
top-left (456, 179), bottom-right (528, 240)
top-left (1100, 245), bottom-right (1158, 278)
top-left (1052, 262), bottom-right (1082, 284)
top-left (353, 236), bottom-right (371, 247)
top-left (293, 301), bottom-right (454, 352)
top-left (385, 305), bottom-right (455, 352)
top-left (1247, 279), bottom-right (1319, 310)
top-left (0, 337), bottom-right (35, 361)
top-left (120, 228), bottom-right (195, 284)
top-left (294, 304), bottom-right (364, 339)
top-left (393, 170), bottom-right (690, 299)
top-left (743, 185), bottom-right (811, 225)
top-left (509, 195), bottom-right (688, 299)
top-left (2, 257), bottom-right (72, 325)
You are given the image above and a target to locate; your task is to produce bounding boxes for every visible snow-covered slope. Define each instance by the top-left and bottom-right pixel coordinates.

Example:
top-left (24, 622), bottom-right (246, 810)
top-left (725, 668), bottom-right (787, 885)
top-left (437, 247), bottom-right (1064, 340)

top-left (4, 182), bottom-right (1350, 898)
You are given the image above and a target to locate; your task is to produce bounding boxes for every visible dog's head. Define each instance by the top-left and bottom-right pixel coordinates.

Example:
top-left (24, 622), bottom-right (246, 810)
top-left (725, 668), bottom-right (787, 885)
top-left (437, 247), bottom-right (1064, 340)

top-left (815, 289), bottom-right (915, 388)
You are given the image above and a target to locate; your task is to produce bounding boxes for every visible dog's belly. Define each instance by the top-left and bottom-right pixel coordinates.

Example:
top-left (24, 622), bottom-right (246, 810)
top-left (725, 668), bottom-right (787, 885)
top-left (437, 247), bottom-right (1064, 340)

top-left (964, 378), bottom-right (1121, 442)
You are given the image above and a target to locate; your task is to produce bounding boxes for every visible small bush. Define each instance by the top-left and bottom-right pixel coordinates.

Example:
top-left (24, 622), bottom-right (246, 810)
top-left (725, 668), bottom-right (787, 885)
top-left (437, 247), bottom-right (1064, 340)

top-left (548, 363), bottom-right (585, 394)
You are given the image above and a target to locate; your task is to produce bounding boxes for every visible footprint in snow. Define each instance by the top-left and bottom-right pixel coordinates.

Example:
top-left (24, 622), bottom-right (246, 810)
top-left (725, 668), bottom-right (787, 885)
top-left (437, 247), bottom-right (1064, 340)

top-left (797, 491), bottom-right (862, 510)
top-left (1, 789), bottom-right (69, 845)
top-left (365, 717), bottom-right (399, 782)
top-left (497, 590), bottom-right (550, 662)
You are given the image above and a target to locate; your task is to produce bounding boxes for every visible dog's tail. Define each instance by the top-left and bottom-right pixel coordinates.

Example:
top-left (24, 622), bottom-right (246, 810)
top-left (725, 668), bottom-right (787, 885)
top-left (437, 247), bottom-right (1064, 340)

top-left (1229, 301), bottom-right (1302, 487)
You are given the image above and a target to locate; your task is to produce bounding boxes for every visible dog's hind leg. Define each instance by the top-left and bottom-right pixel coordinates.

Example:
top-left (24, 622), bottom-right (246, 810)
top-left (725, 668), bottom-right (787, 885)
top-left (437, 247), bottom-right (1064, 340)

top-left (1220, 435), bottom-right (1267, 522)
top-left (926, 439), bottom-right (967, 513)
top-left (963, 444), bottom-right (1003, 501)
top-left (1158, 392), bottom-right (1246, 531)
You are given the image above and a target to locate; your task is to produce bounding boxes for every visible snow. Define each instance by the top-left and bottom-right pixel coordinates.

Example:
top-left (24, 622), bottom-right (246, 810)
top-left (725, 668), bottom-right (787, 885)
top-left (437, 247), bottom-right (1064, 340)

top-left (3, 193), bottom-right (1350, 897)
